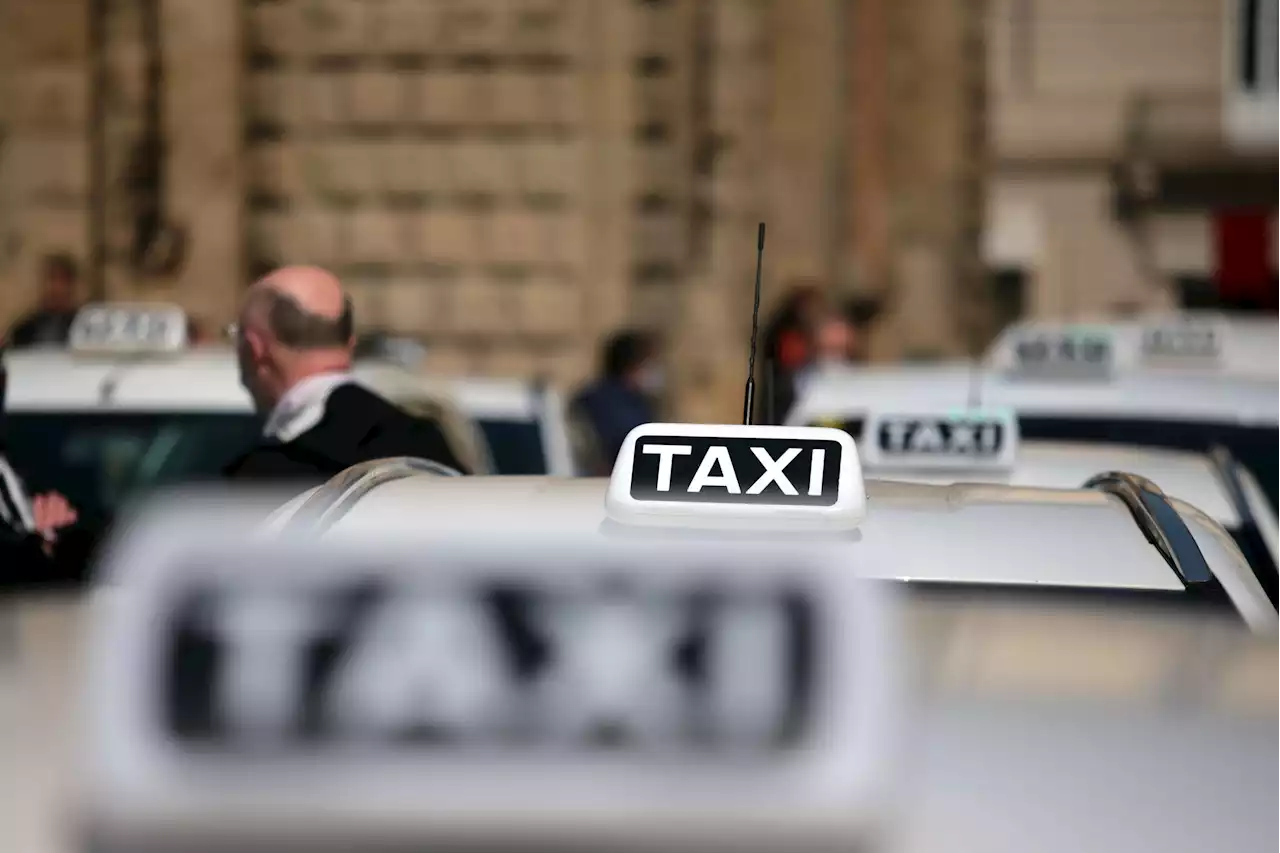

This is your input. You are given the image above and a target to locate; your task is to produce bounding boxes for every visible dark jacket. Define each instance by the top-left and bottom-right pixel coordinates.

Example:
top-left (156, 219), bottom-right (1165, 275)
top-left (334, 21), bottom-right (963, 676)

top-left (7, 309), bottom-right (77, 348)
top-left (571, 379), bottom-right (656, 471)
top-left (222, 383), bottom-right (469, 485)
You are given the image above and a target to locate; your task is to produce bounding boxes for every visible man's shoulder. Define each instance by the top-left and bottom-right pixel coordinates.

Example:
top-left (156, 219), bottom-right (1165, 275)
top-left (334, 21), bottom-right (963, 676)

top-left (311, 382), bottom-right (467, 471)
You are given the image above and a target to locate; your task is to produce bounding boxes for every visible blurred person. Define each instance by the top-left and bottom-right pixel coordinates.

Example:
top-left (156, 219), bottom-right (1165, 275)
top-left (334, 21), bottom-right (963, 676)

top-left (760, 282), bottom-right (826, 421)
top-left (792, 311), bottom-right (859, 399)
top-left (186, 316), bottom-right (209, 345)
top-left (222, 265), bottom-right (469, 483)
top-left (0, 343), bottom-right (84, 582)
top-left (7, 252), bottom-right (82, 348)
top-left (841, 296), bottom-right (881, 363)
top-left (571, 330), bottom-right (662, 472)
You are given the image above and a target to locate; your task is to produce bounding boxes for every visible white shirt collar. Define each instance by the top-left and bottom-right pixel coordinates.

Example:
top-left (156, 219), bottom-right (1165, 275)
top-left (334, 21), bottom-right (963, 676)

top-left (262, 372), bottom-right (356, 443)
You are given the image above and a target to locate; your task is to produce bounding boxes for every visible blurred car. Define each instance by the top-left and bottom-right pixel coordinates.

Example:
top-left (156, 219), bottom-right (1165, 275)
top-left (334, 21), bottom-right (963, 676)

top-left (849, 407), bottom-right (1277, 606)
top-left (789, 357), bottom-right (1279, 512)
top-left (1, 303), bottom-right (492, 534)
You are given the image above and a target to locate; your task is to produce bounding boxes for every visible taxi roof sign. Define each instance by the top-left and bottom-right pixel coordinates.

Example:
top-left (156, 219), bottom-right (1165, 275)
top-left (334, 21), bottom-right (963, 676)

top-left (84, 500), bottom-right (898, 851)
top-left (1138, 316), bottom-right (1226, 366)
top-left (998, 325), bottom-right (1115, 380)
top-left (69, 302), bottom-right (188, 354)
top-left (605, 423), bottom-right (865, 531)
top-left (860, 407), bottom-right (1019, 472)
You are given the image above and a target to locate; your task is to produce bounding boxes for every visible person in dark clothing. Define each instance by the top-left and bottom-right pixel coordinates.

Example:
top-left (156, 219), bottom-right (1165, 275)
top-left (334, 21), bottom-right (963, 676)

top-left (571, 330), bottom-right (661, 473)
top-left (7, 253), bottom-right (82, 349)
top-left (222, 266), bottom-right (469, 485)
top-left (760, 283), bottom-right (825, 423)
top-left (0, 346), bottom-right (89, 588)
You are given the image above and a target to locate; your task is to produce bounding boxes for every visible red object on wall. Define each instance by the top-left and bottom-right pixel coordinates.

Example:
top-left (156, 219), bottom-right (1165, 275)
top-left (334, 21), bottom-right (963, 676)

top-left (1214, 209), bottom-right (1276, 307)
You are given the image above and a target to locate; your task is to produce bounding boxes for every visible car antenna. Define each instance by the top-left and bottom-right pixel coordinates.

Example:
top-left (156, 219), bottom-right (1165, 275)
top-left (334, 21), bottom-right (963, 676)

top-left (743, 221), bottom-right (766, 425)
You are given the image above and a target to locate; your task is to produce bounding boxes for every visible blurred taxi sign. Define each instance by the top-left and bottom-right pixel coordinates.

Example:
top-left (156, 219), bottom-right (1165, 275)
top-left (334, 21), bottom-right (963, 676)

top-left (69, 302), bottom-right (188, 354)
top-left (860, 407), bottom-right (1018, 472)
top-left (1139, 317), bottom-right (1225, 366)
top-left (84, 505), bottom-right (897, 852)
top-left (606, 423), bottom-right (865, 532)
top-left (1003, 326), bottom-right (1114, 379)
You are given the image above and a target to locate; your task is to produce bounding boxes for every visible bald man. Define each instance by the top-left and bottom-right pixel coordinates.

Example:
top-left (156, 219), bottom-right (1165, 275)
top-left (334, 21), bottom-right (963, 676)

top-left (222, 266), bottom-right (468, 482)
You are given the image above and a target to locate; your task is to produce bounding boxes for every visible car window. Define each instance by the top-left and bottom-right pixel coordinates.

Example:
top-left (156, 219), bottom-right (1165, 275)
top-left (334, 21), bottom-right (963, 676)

top-left (475, 417), bottom-right (547, 475)
top-left (5, 412), bottom-right (262, 523)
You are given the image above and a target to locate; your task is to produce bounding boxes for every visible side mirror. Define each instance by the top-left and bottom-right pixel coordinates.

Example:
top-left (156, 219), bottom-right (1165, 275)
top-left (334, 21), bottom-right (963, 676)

top-left (1083, 471), bottom-right (1214, 585)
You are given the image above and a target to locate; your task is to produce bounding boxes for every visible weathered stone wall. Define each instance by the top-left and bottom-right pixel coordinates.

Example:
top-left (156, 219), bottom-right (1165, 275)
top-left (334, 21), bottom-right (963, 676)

top-left (0, 0), bottom-right (991, 418)
top-left (0, 0), bottom-right (93, 317)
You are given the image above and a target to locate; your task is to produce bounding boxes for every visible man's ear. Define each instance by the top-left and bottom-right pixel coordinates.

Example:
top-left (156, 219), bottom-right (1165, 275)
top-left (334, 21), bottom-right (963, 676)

top-left (243, 326), bottom-right (271, 360)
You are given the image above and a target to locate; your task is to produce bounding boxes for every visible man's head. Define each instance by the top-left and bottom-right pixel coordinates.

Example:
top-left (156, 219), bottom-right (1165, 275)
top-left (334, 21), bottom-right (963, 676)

top-left (813, 314), bottom-right (856, 366)
top-left (40, 253), bottom-right (79, 312)
top-left (235, 266), bottom-right (355, 413)
top-left (602, 329), bottom-right (662, 395)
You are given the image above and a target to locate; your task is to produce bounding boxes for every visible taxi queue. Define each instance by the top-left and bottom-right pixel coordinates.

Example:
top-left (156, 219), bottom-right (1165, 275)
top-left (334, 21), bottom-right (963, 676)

top-left (1, 302), bottom-right (1275, 585)
top-left (0, 298), bottom-right (1276, 853)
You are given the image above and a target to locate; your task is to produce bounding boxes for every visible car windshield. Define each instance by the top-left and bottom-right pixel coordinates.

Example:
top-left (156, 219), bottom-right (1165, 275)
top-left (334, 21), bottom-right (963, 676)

top-left (475, 417), bottom-right (547, 475)
top-left (5, 411), bottom-right (262, 523)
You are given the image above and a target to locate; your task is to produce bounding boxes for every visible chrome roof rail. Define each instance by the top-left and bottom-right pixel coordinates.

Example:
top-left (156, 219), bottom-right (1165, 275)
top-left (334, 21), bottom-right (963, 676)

top-left (1083, 470), bottom-right (1215, 586)
top-left (286, 456), bottom-right (462, 534)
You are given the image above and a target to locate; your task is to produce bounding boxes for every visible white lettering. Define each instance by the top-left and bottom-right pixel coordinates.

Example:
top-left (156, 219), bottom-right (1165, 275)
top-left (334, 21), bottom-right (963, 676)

top-left (746, 447), bottom-right (800, 495)
top-left (949, 423), bottom-right (976, 453)
top-left (215, 592), bottom-right (326, 742)
top-left (979, 423), bottom-right (1000, 453)
top-left (808, 448), bottom-right (826, 496)
top-left (688, 447), bottom-right (741, 494)
top-left (910, 423), bottom-right (946, 453)
top-left (531, 593), bottom-right (688, 743)
top-left (708, 599), bottom-right (788, 745)
top-left (883, 421), bottom-right (911, 452)
top-left (642, 444), bottom-right (692, 492)
top-left (325, 594), bottom-right (508, 739)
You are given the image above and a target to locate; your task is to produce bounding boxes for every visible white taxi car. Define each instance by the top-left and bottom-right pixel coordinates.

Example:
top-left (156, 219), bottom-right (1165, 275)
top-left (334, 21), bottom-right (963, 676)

top-left (263, 421), bottom-right (1277, 635)
top-left (2, 303), bottom-right (492, 529)
top-left (851, 407), bottom-right (1278, 606)
top-left (789, 352), bottom-right (1279, 512)
top-left (81, 425), bottom-right (897, 853)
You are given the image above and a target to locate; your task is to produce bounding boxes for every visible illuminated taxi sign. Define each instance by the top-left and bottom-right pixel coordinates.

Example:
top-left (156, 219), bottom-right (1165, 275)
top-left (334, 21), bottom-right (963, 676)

top-left (606, 423), bottom-right (864, 531)
top-left (1139, 318), bottom-right (1224, 365)
top-left (69, 302), bottom-right (188, 354)
top-left (86, 508), bottom-right (896, 849)
top-left (1005, 326), bottom-right (1113, 379)
top-left (860, 407), bottom-right (1018, 471)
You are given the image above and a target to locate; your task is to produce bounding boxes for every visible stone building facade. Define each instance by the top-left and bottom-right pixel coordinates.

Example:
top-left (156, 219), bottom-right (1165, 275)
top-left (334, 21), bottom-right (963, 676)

top-left (0, 0), bottom-right (988, 422)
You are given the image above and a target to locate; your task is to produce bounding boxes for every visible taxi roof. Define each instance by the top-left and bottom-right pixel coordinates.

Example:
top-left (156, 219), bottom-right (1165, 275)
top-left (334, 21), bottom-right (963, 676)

top-left (311, 476), bottom-right (1176, 590)
top-left (785, 362), bottom-right (978, 425)
top-left (4, 347), bottom-right (554, 421)
top-left (979, 369), bottom-right (1278, 426)
top-left (986, 312), bottom-right (1278, 381)
top-left (789, 363), bottom-right (1278, 427)
top-left (863, 441), bottom-right (1244, 528)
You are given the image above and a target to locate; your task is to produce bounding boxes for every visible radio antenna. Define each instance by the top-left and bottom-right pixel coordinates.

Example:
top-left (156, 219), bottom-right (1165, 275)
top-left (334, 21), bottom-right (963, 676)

top-left (743, 222), bottom-right (766, 425)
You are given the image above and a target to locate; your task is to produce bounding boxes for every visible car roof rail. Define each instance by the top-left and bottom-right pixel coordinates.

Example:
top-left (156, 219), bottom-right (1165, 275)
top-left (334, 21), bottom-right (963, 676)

top-left (285, 456), bottom-right (462, 534)
top-left (1082, 470), bottom-right (1215, 586)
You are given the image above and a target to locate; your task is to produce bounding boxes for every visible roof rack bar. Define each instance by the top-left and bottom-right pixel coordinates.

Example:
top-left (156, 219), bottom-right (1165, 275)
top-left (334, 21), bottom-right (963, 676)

top-left (1083, 471), bottom-right (1215, 586)
top-left (1206, 445), bottom-right (1279, 607)
top-left (285, 457), bottom-right (462, 535)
